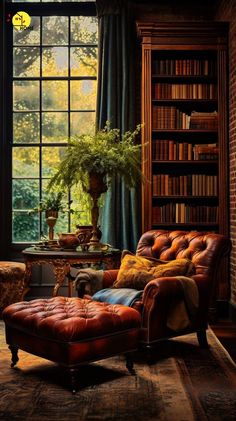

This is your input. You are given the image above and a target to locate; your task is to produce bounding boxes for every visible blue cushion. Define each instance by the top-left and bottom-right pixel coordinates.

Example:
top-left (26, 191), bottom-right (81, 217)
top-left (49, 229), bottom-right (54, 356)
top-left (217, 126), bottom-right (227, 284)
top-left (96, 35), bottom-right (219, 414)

top-left (92, 288), bottom-right (143, 307)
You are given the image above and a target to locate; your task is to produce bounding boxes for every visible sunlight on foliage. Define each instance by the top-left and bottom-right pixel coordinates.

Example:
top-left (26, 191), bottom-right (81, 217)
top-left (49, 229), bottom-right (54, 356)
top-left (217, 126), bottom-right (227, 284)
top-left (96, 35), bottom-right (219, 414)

top-left (12, 13), bottom-right (97, 242)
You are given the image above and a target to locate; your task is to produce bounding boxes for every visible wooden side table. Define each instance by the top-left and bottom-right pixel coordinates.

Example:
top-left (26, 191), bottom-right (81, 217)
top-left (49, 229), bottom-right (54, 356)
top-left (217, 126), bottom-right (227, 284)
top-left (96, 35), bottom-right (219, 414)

top-left (22, 248), bottom-right (121, 297)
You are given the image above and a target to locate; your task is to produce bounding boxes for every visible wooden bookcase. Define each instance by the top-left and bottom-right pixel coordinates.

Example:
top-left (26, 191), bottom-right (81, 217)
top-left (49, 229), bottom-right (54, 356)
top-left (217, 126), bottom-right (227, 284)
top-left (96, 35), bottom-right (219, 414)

top-left (137, 22), bottom-right (228, 236)
top-left (137, 22), bottom-right (229, 308)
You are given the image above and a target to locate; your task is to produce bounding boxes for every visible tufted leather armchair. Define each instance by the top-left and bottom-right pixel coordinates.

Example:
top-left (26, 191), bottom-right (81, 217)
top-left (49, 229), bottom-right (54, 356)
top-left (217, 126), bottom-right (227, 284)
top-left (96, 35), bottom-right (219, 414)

top-left (92, 230), bottom-right (231, 349)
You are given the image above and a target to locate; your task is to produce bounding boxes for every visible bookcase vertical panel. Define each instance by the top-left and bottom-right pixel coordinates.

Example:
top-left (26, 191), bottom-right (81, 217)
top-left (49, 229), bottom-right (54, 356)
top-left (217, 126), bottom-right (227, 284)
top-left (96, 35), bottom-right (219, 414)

top-left (141, 46), bottom-right (152, 232)
top-left (137, 22), bottom-right (229, 306)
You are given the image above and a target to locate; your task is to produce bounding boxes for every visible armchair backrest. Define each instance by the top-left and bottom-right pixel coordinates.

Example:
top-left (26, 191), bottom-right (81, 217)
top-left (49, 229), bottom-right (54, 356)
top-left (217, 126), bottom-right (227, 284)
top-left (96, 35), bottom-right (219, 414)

top-left (136, 230), bottom-right (231, 279)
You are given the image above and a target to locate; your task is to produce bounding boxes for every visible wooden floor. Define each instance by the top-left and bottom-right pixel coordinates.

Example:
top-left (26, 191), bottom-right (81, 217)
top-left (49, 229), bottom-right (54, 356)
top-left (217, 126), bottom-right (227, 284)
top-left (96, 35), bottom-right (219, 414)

top-left (210, 319), bottom-right (236, 362)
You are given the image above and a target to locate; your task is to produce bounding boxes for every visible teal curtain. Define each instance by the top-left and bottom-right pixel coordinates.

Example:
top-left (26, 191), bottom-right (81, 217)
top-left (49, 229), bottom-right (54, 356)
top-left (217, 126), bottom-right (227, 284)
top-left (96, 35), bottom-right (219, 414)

top-left (96, 0), bottom-right (140, 252)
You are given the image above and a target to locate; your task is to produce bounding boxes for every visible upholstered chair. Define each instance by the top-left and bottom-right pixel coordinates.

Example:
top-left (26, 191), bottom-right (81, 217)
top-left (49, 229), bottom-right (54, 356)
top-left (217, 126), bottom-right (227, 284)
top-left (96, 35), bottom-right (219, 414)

top-left (82, 230), bottom-right (231, 350)
top-left (0, 261), bottom-right (26, 317)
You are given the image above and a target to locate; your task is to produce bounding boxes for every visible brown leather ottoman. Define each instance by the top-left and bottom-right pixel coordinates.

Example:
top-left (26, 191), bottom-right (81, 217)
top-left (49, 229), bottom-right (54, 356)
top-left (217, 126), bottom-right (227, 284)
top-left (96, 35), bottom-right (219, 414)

top-left (2, 297), bottom-right (141, 392)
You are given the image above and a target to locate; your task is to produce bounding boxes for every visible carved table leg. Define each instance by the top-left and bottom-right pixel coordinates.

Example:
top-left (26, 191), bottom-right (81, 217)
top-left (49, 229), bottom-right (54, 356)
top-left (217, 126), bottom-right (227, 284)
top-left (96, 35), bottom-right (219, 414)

top-left (52, 261), bottom-right (70, 297)
top-left (9, 345), bottom-right (19, 367)
top-left (23, 261), bottom-right (33, 298)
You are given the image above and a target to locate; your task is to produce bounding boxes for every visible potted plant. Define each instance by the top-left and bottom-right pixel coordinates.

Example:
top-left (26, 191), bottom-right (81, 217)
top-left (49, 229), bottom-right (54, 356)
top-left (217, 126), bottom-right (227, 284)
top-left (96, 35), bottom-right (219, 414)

top-left (29, 191), bottom-right (74, 241)
top-left (48, 123), bottom-right (144, 246)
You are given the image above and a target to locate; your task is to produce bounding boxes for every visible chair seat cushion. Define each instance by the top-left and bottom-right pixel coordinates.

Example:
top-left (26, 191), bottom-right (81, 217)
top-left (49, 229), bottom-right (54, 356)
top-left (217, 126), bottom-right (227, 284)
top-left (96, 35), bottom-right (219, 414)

top-left (92, 288), bottom-right (143, 307)
top-left (0, 262), bottom-right (25, 281)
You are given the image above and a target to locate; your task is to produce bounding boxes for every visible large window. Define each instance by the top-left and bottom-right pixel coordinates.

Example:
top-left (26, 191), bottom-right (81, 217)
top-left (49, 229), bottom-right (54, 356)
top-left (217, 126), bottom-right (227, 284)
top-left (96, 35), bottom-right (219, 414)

top-left (6, 2), bottom-right (97, 243)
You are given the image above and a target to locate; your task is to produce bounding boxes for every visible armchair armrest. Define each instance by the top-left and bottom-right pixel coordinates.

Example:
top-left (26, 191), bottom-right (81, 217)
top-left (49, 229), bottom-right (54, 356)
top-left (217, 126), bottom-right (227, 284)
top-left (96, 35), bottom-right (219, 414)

top-left (141, 275), bottom-right (209, 342)
top-left (103, 269), bottom-right (119, 288)
top-left (141, 277), bottom-right (185, 341)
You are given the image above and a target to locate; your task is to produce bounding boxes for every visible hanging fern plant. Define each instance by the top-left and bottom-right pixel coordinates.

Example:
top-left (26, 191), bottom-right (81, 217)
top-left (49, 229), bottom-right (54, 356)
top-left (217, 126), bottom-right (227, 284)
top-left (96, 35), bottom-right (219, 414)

top-left (48, 122), bottom-right (144, 193)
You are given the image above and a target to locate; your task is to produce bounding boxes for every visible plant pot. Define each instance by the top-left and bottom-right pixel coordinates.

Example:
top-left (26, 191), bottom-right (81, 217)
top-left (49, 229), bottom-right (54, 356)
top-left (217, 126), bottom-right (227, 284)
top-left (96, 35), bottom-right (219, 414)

top-left (45, 210), bottom-right (58, 240)
top-left (45, 210), bottom-right (59, 219)
top-left (87, 172), bottom-right (107, 196)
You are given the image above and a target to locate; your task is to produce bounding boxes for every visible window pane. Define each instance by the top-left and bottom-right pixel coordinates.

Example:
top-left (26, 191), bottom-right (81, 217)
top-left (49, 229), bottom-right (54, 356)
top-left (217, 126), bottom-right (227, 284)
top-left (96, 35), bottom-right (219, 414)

top-left (42, 16), bottom-right (68, 45)
top-left (13, 47), bottom-right (40, 77)
top-left (13, 112), bottom-right (40, 143)
top-left (42, 81), bottom-right (68, 110)
top-left (42, 47), bottom-right (68, 76)
top-left (13, 17), bottom-right (40, 45)
top-left (13, 147), bottom-right (39, 177)
top-left (70, 47), bottom-right (97, 76)
top-left (13, 81), bottom-right (39, 111)
top-left (42, 112), bottom-right (68, 143)
top-left (71, 16), bottom-right (98, 44)
top-left (42, 146), bottom-right (67, 177)
top-left (71, 80), bottom-right (96, 110)
top-left (12, 211), bottom-right (39, 243)
top-left (13, 179), bottom-right (39, 209)
top-left (71, 112), bottom-right (95, 135)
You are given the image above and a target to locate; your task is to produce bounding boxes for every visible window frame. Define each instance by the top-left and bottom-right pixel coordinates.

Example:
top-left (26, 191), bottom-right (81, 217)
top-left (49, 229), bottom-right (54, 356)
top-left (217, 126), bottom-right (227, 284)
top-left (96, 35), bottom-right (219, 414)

top-left (1, 1), bottom-right (97, 258)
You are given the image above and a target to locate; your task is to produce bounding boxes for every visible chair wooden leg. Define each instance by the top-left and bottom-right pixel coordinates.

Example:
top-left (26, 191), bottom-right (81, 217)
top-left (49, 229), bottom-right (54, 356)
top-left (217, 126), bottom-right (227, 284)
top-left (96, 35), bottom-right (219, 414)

top-left (9, 345), bottom-right (19, 367)
top-left (197, 329), bottom-right (209, 348)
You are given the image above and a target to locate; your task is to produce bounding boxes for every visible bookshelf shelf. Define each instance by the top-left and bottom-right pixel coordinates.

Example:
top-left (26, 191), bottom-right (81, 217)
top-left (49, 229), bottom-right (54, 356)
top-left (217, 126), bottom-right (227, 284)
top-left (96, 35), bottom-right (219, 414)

top-left (152, 99), bottom-right (218, 104)
top-left (153, 129), bottom-right (217, 134)
top-left (153, 195), bottom-right (218, 200)
top-left (152, 222), bottom-right (219, 228)
top-left (152, 160), bottom-right (218, 165)
top-left (152, 75), bottom-right (217, 82)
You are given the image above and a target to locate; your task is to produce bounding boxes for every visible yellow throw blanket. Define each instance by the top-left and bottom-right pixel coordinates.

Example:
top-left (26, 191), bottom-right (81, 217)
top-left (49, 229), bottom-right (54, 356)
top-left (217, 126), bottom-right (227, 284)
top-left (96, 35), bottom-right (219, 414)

top-left (166, 276), bottom-right (199, 331)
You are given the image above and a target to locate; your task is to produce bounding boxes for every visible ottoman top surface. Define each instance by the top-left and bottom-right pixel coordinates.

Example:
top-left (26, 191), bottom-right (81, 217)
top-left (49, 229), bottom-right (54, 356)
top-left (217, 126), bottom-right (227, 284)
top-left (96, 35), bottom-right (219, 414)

top-left (3, 297), bottom-right (141, 342)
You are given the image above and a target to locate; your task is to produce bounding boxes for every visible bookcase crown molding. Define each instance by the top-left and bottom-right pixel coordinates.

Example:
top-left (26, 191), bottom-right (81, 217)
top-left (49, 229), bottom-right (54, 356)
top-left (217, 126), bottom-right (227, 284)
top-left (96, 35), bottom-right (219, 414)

top-left (136, 22), bottom-right (228, 47)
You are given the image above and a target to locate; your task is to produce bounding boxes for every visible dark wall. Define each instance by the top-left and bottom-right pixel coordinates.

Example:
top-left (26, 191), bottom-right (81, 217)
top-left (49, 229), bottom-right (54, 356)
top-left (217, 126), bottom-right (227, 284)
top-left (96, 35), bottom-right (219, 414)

top-left (133, 0), bottom-right (218, 21)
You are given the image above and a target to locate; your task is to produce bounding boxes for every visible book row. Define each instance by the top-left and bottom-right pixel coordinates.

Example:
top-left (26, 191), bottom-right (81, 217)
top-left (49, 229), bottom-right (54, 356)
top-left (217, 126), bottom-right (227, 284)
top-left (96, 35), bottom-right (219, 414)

top-left (152, 106), bottom-right (218, 130)
top-left (153, 106), bottom-right (190, 129)
top-left (153, 83), bottom-right (217, 99)
top-left (152, 174), bottom-right (218, 196)
top-left (152, 140), bottom-right (218, 160)
top-left (152, 204), bottom-right (218, 223)
top-left (190, 111), bottom-right (218, 129)
top-left (152, 58), bottom-right (216, 76)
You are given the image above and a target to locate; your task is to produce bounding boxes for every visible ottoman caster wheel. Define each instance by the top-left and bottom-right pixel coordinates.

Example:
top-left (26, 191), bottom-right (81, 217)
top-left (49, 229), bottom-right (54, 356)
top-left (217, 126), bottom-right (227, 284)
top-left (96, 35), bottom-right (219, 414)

top-left (125, 354), bottom-right (135, 376)
top-left (69, 368), bottom-right (78, 394)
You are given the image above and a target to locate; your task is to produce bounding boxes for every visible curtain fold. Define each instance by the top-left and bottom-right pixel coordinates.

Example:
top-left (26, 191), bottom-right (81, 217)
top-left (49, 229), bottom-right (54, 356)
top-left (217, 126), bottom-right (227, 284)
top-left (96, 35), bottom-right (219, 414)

top-left (96, 0), bottom-right (140, 252)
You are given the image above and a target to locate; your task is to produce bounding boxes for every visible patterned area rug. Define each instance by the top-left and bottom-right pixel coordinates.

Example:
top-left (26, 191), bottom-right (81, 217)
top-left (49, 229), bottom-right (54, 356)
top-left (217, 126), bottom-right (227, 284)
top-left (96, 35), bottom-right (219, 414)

top-left (0, 320), bottom-right (236, 421)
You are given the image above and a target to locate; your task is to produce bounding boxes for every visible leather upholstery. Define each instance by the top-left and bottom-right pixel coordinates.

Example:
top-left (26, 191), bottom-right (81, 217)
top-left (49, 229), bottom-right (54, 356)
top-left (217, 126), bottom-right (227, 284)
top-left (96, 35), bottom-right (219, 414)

top-left (100, 230), bottom-right (231, 346)
top-left (3, 297), bottom-right (141, 367)
top-left (3, 297), bottom-right (141, 341)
